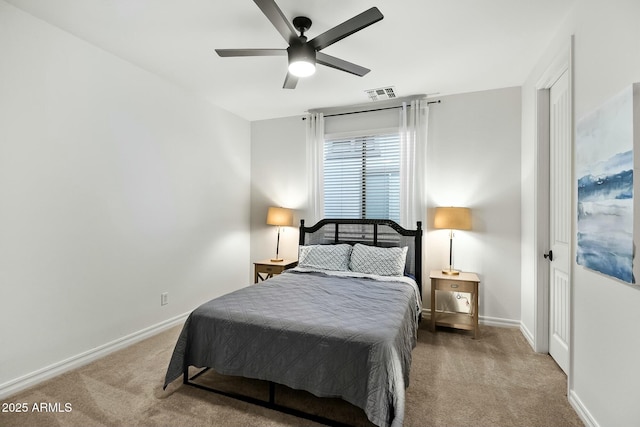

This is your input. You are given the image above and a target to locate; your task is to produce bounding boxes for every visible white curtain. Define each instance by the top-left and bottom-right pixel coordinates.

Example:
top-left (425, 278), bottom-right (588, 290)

top-left (399, 100), bottom-right (429, 228)
top-left (305, 112), bottom-right (325, 223)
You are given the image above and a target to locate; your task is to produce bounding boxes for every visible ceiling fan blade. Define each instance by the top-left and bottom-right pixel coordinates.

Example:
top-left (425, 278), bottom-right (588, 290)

top-left (310, 7), bottom-right (383, 51)
top-left (215, 48), bottom-right (287, 57)
top-left (283, 72), bottom-right (298, 89)
top-left (316, 52), bottom-right (370, 77)
top-left (253, 0), bottom-right (298, 44)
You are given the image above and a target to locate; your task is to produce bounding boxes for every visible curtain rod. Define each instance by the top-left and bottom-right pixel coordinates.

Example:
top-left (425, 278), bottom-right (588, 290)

top-left (302, 100), bottom-right (440, 120)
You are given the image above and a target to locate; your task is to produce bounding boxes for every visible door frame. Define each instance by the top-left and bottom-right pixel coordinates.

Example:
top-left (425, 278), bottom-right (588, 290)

top-left (533, 36), bottom-right (574, 367)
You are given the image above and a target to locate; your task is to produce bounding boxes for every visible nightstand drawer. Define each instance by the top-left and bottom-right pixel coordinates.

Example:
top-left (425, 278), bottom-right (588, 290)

top-left (257, 265), bottom-right (283, 274)
top-left (436, 280), bottom-right (475, 293)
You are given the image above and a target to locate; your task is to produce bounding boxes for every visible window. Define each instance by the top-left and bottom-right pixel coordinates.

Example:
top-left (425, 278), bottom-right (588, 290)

top-left (323, 131), bottom-right (400, 222)
top-left (307, 99), bottom-right (427, 227)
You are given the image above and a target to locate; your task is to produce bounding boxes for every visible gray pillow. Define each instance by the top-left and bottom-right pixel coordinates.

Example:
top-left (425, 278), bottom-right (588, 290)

top-left (349, 243), bottom-right (408, 276)
top-left (298, 244), bottom-right (352, 271)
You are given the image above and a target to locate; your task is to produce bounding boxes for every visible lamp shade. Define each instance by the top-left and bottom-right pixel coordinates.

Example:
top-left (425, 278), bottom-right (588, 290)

top-left (434, 207), bottom-right (472, 230)
top-left (266, 207), bottom-right (293, 227)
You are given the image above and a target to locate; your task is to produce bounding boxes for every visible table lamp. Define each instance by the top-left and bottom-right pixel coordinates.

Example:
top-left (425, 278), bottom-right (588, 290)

top-left (434, 207), bottom-right (472, 275)
top-left (266, 206), bottom-right (293, 262)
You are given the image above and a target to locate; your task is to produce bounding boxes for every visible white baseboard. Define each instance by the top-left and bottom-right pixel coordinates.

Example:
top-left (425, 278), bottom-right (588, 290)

top-left (480, 315), bottom-right (520, 328)
top-left (569, 389), bottom-right (599, 427)
top-left (0, 312), bottom-right (189, 400)
top-left (519, 322), bottom-right (535, 349)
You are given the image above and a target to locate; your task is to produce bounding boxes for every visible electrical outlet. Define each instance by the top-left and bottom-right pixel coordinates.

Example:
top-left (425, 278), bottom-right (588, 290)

top-left (161, 292), bottom-right (168, 306)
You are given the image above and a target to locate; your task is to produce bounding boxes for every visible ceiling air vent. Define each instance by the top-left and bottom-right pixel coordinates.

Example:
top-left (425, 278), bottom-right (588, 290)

top-left (365, 86), bottom-right (397, 101)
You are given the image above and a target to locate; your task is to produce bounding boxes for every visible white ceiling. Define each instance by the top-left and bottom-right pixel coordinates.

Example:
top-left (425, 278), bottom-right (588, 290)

top-left (6, 0), bottom-right (575, 121)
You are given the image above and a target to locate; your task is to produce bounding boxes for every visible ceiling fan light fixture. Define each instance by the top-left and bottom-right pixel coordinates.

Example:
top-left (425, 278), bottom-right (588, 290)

top-left (287, 42), bottom-right (316, 77)
top-left (288, 60), bottom-right (316, 77)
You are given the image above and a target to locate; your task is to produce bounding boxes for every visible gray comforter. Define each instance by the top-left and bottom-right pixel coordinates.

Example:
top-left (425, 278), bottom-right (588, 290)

top-left (163, 269), bottom-right (420, 427)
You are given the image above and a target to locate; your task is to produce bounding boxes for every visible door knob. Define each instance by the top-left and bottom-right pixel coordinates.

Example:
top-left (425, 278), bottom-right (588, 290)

top-left (543, 250), bottom-right (554, 261)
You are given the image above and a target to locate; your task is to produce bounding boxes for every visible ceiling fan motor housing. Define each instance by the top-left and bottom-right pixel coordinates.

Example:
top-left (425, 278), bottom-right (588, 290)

top-left (287, 40), bottom-right (317, 76)
top-left (287, 39), bottom-right (316, 62)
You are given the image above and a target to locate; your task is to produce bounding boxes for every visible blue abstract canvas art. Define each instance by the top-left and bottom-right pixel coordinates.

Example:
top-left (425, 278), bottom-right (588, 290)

top-left (576, 85), bottom-right (635, 283)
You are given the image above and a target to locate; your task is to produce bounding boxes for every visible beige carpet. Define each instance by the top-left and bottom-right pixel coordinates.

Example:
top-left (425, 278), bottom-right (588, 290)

top-left (0, 322), bottom-right (584, 427)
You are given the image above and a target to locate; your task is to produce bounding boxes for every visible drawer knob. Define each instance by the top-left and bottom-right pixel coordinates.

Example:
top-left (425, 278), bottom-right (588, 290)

top-left (450, 284), bottom-right (459, 288)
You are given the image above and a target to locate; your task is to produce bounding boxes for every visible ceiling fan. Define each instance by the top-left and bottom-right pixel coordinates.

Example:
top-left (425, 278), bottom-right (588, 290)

top-left (215, 0), bottom-right (384, 89)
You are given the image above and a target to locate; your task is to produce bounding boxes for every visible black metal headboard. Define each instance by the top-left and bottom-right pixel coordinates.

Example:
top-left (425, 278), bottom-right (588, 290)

top-left (299, 218), bottom-right (423, 295)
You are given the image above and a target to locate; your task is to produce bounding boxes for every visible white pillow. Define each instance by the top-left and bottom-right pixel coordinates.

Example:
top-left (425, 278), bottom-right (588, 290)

top-left (298, 244), bottom-right (352, 271)
top-left (349, 243), bottom-right (408, 276)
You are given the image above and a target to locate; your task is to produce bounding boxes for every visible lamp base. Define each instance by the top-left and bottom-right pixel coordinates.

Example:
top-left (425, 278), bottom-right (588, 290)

top-left (442, 268), bottom-right (461, 275)
top-left (270, 258), bottom-right (283, 263)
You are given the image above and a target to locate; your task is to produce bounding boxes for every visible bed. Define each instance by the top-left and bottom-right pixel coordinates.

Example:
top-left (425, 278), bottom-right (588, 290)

top-left (163, 218), bottom-right (423, 427)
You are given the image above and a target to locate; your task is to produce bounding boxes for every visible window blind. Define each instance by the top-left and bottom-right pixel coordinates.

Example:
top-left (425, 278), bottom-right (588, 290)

top-left (323, 132), bottom-right (400, 222)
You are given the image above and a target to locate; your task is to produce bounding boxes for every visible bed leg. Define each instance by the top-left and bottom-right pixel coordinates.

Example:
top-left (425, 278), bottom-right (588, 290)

top-left (268, 381), bottom-right (275, 404)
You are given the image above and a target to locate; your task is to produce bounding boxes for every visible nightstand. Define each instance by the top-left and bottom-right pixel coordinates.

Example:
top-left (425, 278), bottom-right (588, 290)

top-left (430, 270), bottom-right (480, 339)
top-left (254, 259), bottom-right (298, 283)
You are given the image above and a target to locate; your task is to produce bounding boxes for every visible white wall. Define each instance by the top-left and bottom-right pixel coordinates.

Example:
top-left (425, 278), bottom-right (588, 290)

top-left (427, 88), bottom-right (522, 323)
top-left (250, 116), bottom-right (307, 267)
top-left (250, 88), bottom-right (522, 324)
top-left (521, 0), bottom-right (640, 425)
top-left (0, 2), bottom-right (251, 395)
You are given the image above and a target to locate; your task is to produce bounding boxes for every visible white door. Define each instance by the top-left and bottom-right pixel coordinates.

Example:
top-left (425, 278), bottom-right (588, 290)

top-left (547, 69), bottom-right (571, 373)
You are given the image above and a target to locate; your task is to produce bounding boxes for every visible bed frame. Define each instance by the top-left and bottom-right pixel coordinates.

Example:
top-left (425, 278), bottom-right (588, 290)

top-left (183, 218), bottom-right (423, 427)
